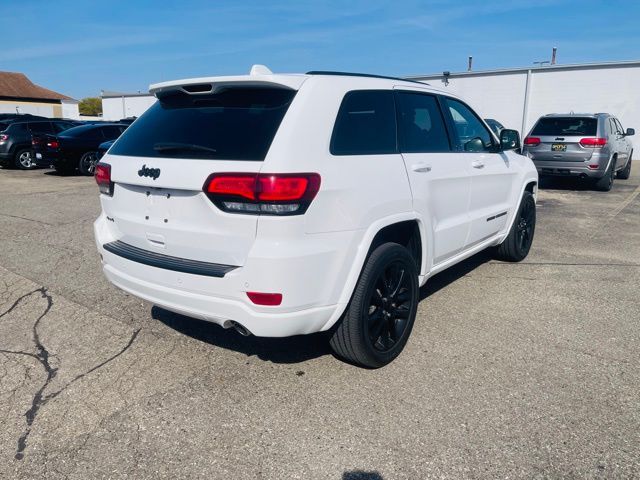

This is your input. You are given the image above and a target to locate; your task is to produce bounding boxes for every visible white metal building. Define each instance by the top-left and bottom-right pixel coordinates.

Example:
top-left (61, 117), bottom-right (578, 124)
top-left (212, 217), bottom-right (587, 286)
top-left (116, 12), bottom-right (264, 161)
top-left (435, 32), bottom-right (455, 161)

top-left (101, 90), bottom-right (156, 121)
top-left (409, 60), bottom-right (640, 142)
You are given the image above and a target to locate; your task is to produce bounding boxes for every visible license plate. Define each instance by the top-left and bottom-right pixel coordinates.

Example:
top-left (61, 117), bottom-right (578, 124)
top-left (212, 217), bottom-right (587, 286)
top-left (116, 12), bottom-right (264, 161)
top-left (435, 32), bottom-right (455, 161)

top-left (551, 144), bottom-right (567, 152)
top-left (35, 153), bottom-right (42, 159)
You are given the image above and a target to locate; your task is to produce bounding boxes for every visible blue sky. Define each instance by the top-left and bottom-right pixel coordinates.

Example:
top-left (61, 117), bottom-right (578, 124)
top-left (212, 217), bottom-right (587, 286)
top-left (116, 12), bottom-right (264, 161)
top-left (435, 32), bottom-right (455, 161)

top-left (4, 0), bottom-right (639, 99)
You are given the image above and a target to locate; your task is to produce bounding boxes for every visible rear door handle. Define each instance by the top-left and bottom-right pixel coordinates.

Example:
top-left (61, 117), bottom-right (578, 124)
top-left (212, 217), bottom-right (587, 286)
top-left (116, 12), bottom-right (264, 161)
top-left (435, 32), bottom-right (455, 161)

top-left (472, 160), bottom-right (485, 169)
top-left (411, 162), bottom-right (432, 173)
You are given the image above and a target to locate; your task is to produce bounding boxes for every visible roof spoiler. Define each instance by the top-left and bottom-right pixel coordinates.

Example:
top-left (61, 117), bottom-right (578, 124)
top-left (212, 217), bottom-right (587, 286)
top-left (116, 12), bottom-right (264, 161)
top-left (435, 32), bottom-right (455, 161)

top-left (149, 65), bottom-right (306, 97)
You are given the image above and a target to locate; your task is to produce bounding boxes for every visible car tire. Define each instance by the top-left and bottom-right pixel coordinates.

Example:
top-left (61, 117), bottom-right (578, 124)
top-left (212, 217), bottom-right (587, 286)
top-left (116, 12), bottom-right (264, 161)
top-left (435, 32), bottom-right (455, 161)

top-left (14, 148), bottom-right (35, 170)
top-left (494, 191), bottom-right (536, 262)
top-left (329, 242), bottom-right (419, 368)
top-left (617, 152), bottom-right (632, 180)
top-left (78, 151), bottom-right (99, 176)
top-left (594, 158), bottom-right (615, 191)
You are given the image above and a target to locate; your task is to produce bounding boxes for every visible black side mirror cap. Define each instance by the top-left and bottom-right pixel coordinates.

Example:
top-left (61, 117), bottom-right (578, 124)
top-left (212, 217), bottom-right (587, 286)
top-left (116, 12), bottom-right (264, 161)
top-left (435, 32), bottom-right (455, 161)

top-left (626, 128), bottom-right (635, 136)
top-left (499, 129), bottom-right (521, 151)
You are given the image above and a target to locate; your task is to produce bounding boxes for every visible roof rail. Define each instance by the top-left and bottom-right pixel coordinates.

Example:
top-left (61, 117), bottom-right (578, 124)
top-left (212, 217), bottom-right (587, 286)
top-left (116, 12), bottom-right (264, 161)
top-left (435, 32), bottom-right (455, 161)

top-left (306, 71), bottom-right (428, 85)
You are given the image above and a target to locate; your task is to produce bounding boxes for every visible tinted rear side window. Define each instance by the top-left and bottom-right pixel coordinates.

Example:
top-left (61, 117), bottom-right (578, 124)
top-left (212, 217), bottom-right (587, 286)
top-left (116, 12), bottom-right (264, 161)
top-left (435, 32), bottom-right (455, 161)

top-left (101, 126), bottom-right (125, 139)
top-left (331, 90), bottom-right (397, 155)
top-left (109, 87), bottom-right (296, 161)
top-left (396, 92), bottom-right (450, 153)
top-left (9, 123), bottom-right (28, 134)
top-left (29, 122), bottom-right (54, 134)
top-left (531, 117), bottom-right (597, 136)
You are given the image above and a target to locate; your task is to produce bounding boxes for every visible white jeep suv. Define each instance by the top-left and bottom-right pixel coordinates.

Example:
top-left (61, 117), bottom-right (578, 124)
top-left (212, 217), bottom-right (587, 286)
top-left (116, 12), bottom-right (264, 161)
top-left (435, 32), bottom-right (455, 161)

top-left (94, 66), bottom-right (538, 368)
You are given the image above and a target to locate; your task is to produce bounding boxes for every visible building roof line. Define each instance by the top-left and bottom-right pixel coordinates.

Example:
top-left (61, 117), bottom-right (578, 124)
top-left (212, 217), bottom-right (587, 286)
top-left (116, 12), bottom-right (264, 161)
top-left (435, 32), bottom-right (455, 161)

top-left (0, 71), bottom-right (75, 101)
top-left (406, 59), bottom-right (640, 80)
top-left (101, 90), bottom-right (153, 98)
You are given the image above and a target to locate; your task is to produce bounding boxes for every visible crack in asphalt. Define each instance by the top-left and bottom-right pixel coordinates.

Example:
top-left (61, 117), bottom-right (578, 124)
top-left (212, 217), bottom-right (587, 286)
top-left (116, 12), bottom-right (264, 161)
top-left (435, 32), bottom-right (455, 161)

top-left (44, 328), bottom-right (141, 403)
top-left (0, 286), bottom-right (140, 460)
top-left (0, 212), bottom-right (54, 226)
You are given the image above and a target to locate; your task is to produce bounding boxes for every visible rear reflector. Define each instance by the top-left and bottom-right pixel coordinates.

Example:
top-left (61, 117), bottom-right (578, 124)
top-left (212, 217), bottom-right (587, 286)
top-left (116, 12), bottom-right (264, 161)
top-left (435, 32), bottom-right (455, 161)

top-left (204, 173), bottom-right (321, 215)
top-left (95, 163), bottom-right (113, 196)
top-left (580, 137), bottom-right (607, 148)
top-left (524, 136), bottom-right (541, 146)
top-left (246, 291), bottom-right (282, 306)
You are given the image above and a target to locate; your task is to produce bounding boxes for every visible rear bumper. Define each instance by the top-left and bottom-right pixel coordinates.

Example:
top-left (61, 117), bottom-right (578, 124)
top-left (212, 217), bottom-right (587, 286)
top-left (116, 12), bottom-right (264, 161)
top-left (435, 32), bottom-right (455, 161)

top-left (0, 151), bottom-right (12, 165)
top-left (33, 152), bottom-right (61, 167)
top-left (101, 262), bottom-right (336, 337)
top-left (530, 153), bottom-right (611, 178)
top-left (94, 214), bottom-right (352, 337)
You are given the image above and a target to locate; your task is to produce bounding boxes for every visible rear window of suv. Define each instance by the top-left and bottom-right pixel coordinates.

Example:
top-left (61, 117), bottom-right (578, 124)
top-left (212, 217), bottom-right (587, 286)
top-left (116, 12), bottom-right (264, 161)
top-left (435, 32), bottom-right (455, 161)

top-left (531, 117), bottom-right (597, 136)
top-left (331, 90), bottom-right (397, 155)
top-left (109, 87), bottom-right (296, 161)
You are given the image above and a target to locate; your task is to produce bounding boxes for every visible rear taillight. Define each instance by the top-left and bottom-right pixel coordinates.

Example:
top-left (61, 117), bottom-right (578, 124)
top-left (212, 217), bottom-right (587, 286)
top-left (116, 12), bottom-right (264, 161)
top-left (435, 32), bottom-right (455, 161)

top-left (523, 136), bottom-right (541, 146)
top-left (47, 140), bottom-right (59, 149)
top-left (204, 173), bottom-right (321, 215)
top-left (95, 163), bottom-right (113, 196)
top-left (580, 137), bottom-right (607, 148)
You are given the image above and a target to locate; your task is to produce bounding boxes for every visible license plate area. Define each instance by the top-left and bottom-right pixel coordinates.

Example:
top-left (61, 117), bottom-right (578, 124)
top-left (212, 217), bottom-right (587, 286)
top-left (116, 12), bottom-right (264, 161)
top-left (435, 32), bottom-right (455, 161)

top-left (551, 143), bottom-right (567, 152)
top-left (145, 188), bottom-right (177, 224)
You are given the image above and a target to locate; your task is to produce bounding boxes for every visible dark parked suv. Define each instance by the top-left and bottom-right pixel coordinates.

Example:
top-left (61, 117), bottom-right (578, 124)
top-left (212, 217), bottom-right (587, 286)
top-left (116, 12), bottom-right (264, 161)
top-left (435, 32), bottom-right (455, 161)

top-left (0, 120), bottom-right (78, 169)
top-left (523, 113), bottom-right (634, 191)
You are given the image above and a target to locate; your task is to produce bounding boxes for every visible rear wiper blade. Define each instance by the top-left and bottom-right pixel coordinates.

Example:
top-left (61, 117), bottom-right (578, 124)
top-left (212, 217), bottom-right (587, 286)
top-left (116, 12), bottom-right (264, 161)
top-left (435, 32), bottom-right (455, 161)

top-left (153, 142), bottom-right (217, 154)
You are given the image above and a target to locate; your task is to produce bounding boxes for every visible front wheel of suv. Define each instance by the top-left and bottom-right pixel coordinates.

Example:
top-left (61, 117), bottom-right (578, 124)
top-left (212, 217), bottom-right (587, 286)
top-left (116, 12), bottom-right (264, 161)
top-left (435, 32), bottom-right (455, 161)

top-left (494, 190), bottom-right (536, 262)
top-left (14, 148), bottom-right (35, 170)
top-left (617, 152), bottom-right (632, 180)
top-left (594, 158), bottom-right (615, 191)
top-left (329, 242), bottom-right (419, 368)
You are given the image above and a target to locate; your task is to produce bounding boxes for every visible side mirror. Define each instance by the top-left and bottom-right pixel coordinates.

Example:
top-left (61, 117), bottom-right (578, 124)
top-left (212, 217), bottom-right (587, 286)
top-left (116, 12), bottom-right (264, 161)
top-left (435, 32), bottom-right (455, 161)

top-left (626, 128), bottom-right (635, 136)
top-left (500, 129), bottom-right (521, 151)
top-left (464, 137), bottom-right (485, 152)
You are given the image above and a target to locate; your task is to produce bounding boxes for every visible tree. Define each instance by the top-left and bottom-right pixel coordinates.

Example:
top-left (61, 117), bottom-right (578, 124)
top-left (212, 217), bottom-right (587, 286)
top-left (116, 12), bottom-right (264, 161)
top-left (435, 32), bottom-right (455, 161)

top-left (79, 97), bottom-right (102, 116)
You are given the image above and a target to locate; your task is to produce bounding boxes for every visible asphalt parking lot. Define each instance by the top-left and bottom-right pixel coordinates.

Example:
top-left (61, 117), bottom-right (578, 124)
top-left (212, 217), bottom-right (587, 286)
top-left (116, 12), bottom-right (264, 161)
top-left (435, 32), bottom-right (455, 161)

top-left (1, 165), bottom-right (639, 479)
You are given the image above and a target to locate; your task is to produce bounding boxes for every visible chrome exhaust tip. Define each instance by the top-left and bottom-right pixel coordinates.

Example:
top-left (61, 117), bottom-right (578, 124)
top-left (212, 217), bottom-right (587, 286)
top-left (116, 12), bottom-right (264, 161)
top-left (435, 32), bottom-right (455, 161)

top-left (230, 321), bottom-right (252, 336)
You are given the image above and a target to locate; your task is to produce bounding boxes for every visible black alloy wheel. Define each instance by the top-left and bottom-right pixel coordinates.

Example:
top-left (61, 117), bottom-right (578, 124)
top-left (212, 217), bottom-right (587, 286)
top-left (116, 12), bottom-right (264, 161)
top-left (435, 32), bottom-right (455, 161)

top-left (329, 242), bottom-right (419, 368)
top-left (367, 261), bottom-right (414, 353)
top-left (515, 196), bottom-right (535, 256)
top-left (79, 151), bottom-right (99, 176)
top-left (494, 191), bottom-right (536, 262)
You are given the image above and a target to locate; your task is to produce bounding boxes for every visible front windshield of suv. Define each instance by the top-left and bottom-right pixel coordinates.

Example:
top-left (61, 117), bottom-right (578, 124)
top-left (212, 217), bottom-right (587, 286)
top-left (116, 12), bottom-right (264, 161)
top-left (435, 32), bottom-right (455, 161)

top-left (531, 117), bottom-right (597, 136)
top-left (109, 86), bottom-right (296, 161)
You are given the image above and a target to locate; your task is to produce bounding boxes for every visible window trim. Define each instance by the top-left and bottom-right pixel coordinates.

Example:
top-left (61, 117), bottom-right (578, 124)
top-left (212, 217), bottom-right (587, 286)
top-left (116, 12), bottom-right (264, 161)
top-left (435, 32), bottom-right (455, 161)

top-left (439, 96), bottom-right (497, 153)
top-left (614, 118), bottom-right (624, 134)
top-left (394, 90), bottom-right (452, 154)
top-left (329, 89), bottom-right (399, 156)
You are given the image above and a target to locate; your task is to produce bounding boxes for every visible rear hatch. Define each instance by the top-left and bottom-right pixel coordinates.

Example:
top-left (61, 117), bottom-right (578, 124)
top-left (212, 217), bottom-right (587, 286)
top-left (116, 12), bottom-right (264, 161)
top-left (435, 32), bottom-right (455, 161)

top-left (525, 116), bottom-right (598, 162)
top-left (102, 84), bottom-right (298, 267)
